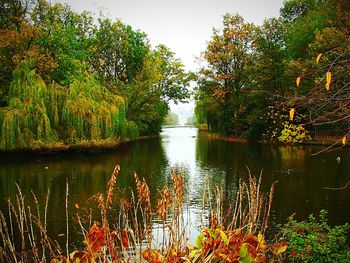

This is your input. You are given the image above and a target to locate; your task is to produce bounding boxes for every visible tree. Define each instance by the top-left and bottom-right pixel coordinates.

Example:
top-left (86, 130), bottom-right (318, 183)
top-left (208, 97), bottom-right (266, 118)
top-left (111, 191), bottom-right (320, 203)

top-left (285, 1), bottom-right (350, 141)
top-left (163, 111), bottom-right (179, 126)
top-left (281, 0), bottom-right (334, 59)
top-left (197, 14), bottom-right (255, 135)
top-left (155, 44), bottom-right (192, 103)
top-left (32, 1), bottom-right (95, 85)
top-left (91, 18), bottom-right (149, 85)
top-left (253, 18), bottom-right (287, 95)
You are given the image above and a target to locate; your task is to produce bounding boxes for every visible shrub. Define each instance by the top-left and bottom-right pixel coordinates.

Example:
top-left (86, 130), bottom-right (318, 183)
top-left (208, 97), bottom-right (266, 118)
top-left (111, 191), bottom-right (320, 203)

top-left (279, 122), bottom-right (311, 143)
top-left (282, 210), bottom-right (350, 262)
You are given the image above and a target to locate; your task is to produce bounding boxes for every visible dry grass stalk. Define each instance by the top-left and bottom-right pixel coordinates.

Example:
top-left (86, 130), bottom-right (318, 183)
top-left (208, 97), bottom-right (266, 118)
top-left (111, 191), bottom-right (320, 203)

top-left (0, 165), bottom-right (282, 263)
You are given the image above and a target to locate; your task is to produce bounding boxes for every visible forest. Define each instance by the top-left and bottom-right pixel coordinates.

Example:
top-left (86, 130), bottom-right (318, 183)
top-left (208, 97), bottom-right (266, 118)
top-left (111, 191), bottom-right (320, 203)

top-left (1, 0), bottom-right (349, 151)
top-left (1, 0), bottom-right (350, 262)
top-left (0, 0), bottom-right (192, 151)
top-left (195, 0), bottom-right (350, 145)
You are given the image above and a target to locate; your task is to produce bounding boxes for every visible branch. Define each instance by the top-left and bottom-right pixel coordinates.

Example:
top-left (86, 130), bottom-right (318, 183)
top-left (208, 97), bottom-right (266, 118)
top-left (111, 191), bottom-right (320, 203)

top-left (323, 181), bottom-right (350, 190)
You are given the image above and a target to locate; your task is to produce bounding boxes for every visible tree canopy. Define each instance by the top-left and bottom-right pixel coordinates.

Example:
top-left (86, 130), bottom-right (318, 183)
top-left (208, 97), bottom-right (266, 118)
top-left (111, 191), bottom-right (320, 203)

top-left (0, 0), bottom-right (192, 151)
top-left (195, 0), bottom-right (350, 144)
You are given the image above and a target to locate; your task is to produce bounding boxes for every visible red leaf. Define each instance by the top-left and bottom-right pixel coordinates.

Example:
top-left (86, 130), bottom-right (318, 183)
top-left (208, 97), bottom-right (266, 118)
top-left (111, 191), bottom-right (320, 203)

top-left (121, 228), bottom-right (129, 249)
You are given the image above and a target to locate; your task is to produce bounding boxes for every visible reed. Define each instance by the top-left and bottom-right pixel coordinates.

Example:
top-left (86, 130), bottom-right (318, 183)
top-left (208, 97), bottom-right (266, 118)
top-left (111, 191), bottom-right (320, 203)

top-left (0, 165), bottom-right (287, 262)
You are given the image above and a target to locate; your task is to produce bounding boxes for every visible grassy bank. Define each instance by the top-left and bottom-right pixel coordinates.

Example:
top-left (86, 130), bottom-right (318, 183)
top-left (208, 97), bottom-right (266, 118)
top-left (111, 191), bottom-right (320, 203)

top-left (0, 135), bottom-right (157, 155)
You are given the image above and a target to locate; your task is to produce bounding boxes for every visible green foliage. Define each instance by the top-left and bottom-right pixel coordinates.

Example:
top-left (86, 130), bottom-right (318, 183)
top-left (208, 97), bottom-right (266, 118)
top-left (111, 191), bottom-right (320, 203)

top-left (126, 121), bottom-right (139, 140)
top-left (195, 0), bottom-right (350, 141)
top-left (163, 111), bottom-right (179, 126)
top-left (197, 14), bottom-right (256, 135)
top-left (0, 0), bottom-right (191, 149)
top-left (0, 59), bottom-right (58, 150)
top-left (0, 59), bottom-right (129, 150)
top-left (62, 75), bottom-right (124, 142)
top-left (33, 1), bottom-right (94, 85)
top-left (282, 210), bottom-right (350, 262)
top-left (92, 18), bottom-right (149, 84)
top-left (278, 122), bottom-right (311, 143)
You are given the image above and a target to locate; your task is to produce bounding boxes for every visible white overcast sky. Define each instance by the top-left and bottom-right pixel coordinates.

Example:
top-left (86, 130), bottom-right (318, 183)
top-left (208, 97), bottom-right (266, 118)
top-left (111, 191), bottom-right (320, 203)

top-left (53, 0), bottom-right (285, 71)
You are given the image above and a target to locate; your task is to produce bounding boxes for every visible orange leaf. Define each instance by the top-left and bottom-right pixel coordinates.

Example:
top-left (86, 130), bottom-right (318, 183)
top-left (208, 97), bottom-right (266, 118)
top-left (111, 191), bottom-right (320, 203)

top-left (121, 228), bottom-right (129, 248)
top-left (296, 76), bottom-right (301, 87)
top-left (142, 249), bottom-right (163, 263)
top-left (289, 108), bottom-right (295, 121)
top-left (85, 222), bottom-right (106, 253)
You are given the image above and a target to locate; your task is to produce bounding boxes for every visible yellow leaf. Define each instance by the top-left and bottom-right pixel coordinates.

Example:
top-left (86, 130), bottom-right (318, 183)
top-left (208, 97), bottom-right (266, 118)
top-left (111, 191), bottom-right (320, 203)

top-left (325, 71), bottom-right (331, 91)
top-left (277, 244), bottom-right (288, 255)
top-left (257, 232), bottom-right (267, 253)
top-left (219, 230), bottom-right (229, 245)
top-left (289, 108), bottom-right (295, 121)
top-left (189, 249), bottom-right (200, 259)
top-left (296, 76), bottom-right (301, 87)
top-left (342, 135), bottom-right (347, 146)
top-left (316, 53), bottom-right (322, 64)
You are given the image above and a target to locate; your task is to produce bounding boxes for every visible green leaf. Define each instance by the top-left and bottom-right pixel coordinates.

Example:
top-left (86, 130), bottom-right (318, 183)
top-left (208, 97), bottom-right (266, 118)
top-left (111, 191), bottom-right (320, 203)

top-left (240, 243), bottom-right (252, 263)
top-left (219, 230), bottom-right (229, 245)
top-left (196, 233), bottom-right (205, 249)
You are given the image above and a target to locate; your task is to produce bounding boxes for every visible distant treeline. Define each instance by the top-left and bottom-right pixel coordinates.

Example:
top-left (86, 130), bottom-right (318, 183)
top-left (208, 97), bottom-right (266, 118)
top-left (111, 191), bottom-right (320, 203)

top-left (195, 0), bottom-right (350, 143)
top-left (0, 0), bottom-right (193, 150)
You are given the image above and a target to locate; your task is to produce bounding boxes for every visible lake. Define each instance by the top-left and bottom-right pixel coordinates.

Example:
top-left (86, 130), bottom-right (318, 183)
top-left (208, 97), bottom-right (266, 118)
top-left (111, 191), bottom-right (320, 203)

top-left (0, 127), bottom-right (349, 247)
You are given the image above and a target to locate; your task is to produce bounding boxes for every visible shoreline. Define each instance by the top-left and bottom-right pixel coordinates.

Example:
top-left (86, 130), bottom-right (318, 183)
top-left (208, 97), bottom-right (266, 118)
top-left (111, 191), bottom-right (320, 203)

top-left (0, 128), bottom-right (347, 155)
top-left (201, 131), bottom-right (348, 147)
top-left (0, 135), bottom-right (157, 156)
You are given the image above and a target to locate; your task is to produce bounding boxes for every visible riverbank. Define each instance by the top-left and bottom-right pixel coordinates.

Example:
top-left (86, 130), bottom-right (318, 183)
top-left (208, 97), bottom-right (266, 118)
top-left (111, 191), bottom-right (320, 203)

top-left (201, 130), bottom-right (348, 147)
top-left (0, 135), bottom-right (157, 155)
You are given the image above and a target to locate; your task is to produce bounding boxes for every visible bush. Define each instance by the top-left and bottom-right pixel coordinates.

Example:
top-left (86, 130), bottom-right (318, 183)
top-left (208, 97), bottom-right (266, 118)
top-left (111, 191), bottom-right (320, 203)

top-left (126, 121), bottom-right (139, 140)
top-left (282, 210), bottom-right (350, 262)
top-left (279, 122), bottom-right (311, 143)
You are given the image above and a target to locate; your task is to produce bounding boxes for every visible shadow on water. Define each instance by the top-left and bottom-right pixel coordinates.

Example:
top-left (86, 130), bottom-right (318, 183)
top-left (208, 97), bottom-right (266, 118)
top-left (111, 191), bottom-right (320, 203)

top-left (0, 137), bottom-right (169, 247)
top-left (0, 127), bottom-right (349, 246)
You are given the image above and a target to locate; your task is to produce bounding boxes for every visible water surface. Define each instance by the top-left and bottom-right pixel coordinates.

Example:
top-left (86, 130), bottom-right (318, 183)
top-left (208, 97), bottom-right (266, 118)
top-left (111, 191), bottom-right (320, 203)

top-left (0, 127), bottom-right (349, 246)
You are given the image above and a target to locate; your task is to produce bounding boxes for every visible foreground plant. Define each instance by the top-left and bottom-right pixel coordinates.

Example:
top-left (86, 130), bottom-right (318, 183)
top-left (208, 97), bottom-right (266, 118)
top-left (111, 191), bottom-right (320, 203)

top-left (281, 210), bottom-right (350, 262)
top-left (0, 165), bottom-right (288, 262)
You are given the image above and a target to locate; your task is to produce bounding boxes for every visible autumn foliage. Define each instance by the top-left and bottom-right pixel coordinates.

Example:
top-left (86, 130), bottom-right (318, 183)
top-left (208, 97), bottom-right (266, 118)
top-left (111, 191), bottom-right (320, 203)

top-left (0, 165), bottom-right (290, 262)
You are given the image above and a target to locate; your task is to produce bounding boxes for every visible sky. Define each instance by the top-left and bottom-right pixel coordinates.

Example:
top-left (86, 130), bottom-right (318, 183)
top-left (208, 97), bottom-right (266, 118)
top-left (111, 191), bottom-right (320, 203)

top-left (54, 0), bottom-right (286, 122)
top-left (54, 0), bottom-right (285, 71)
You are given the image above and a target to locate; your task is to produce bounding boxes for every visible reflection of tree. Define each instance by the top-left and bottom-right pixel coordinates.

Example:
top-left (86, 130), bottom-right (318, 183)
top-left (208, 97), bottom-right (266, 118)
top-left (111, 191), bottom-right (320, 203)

top-left (194, 132), bottom-right (350, 232)
top-left (276, 146), bottom-right (309, 170)
top-left (0, 137), bottom-right (168, 246)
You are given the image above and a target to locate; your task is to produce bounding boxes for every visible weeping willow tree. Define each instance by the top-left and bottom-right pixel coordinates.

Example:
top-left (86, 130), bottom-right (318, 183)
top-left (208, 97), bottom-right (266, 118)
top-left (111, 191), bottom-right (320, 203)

top-left (0, 59), bottom-right (137, 151)
top-left (0, 60), bottom-right (58, 150)
top-left (62, 75), bottom-right (131, 142)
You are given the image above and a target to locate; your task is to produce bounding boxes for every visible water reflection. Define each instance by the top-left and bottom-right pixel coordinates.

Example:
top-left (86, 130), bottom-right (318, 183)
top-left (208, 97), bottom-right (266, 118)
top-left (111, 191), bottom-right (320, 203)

top-left (0, 127), bottom-right (349, 247)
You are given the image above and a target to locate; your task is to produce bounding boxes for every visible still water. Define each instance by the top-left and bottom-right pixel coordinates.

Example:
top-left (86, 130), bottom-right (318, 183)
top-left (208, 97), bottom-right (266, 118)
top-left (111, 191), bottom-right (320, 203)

top-left (0, 127), bottom-right (349, 246)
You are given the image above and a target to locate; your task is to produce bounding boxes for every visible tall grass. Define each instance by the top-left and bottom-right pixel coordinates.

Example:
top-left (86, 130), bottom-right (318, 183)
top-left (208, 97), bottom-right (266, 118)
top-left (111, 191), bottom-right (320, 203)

top-left (0, 166), bottom-right (287, 262)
